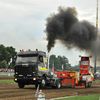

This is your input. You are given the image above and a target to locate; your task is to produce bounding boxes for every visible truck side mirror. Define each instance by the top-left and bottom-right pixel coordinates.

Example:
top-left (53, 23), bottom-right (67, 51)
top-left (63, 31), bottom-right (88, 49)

top-left (39, 57), bottom-right (43, 62)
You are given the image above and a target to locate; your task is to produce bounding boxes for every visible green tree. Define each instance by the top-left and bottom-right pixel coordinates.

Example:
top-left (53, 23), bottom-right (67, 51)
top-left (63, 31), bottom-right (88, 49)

top-left (0, 44), bottom-right (17, 69)
top-left (0, 44), bottom-right (9, 62)
top-left (49, 54), bottom-right (56, 70)
top-left (0, 60), bottom-right (8, 69)
top-left (49, 54), bottom-right (71, 71)
top-left (6, 46), bottom-right (17, 69)
top-left (58, 55), bottom-right (69, 70)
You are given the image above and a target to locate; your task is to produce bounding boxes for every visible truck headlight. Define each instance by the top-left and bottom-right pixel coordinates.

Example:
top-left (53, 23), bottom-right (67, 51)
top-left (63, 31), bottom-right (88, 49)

top-left (15, 78), bottom-right (17, 81)
top-left (33, 78), bottom-right (36, 80)
top-left (15, 72), bottom-right (18, 74)
top-left (33, 72), bottom-right (36, 73)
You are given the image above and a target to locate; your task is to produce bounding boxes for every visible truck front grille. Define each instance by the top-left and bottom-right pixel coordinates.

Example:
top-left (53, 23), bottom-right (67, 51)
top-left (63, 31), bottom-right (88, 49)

top-left (16, 65), bottom-right (36, 75)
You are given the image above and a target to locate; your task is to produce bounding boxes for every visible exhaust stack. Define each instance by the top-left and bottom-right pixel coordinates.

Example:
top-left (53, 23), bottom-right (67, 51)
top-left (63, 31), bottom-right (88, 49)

top-left (48, 53), bottom-right (49, 72)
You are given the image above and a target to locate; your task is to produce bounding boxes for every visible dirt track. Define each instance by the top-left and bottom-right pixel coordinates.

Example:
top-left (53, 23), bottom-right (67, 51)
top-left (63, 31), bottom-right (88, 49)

top-left (0, 76), bottom-right (100, 100)
top-left (0, 82), bottom-right (100, 100)
top-left (0, 76), bottom-right (14, 80)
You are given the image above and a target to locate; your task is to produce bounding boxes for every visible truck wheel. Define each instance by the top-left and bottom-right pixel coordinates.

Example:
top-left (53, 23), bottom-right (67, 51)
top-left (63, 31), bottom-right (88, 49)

top-left (40, 77), bottom-right (46, 89)
top-left (35, 81), bottom-right (39, 89)
top-left (85, 82), bottom-right (88, 88)
top-left (18, 83), bottom-right (25, 88)
top-left (56, 80), bottom-right (61, 89)
top-left (35, 83), bottom-right (38, 89)
top-left (88, 82), bottom-right (91, 87)
top-left (52, 86), bottom-right (56, 89)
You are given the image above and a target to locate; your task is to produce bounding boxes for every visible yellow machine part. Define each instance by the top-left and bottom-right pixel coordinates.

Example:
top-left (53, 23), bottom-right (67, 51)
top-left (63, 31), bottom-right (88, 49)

top-left (75, 72), bottom-right (80, 84)
top-left (75, 76), bottom-right (78, 84)
top-left (70, 72), bottom-right (75, 77)
top-left (69, 72), bottom-right (80, 84)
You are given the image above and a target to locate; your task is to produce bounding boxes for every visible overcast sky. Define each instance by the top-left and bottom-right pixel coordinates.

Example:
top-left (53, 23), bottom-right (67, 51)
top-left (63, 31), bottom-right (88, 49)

top-left (0, 0), bottom-right (100, 66)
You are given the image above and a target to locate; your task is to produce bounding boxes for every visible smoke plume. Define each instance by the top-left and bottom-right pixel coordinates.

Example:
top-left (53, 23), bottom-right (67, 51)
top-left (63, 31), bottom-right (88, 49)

top-left (45, 6), bottom-right (100, 59)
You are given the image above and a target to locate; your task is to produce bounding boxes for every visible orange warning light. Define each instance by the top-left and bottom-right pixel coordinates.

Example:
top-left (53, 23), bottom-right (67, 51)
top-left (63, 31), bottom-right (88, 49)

top-left (22, 49), bottom-right (24, 52)
top-left (36, 49), bottom-right (38, 51)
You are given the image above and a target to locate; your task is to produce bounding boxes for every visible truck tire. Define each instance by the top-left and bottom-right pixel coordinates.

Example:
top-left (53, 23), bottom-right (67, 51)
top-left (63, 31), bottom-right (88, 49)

top-left (35, 81), bottom-right (39, 89)
top-left (55, 80), bottom-right (61, 89)
top-left (35, 83), bottom-right (38, 89)
top-left (85, 82), bottom-right (88, 88)
top-left (18, 83), bottom-right (25, 88)
top-left (51, 86), bottom-right (56, 89)
top-left (40, 77), bottom-right (46, 89)
top-left (88, 82), bottom-right (91, 87)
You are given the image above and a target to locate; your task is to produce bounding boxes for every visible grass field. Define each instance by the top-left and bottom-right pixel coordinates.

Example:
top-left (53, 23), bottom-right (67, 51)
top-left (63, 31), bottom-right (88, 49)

top-left (55, 94), bottom-right (100, 100)
top-left (93, 80), bottom-right (100, 82)
top-left (0, 79), bottom-right (15, 83)
top-left (0, 75), bottom-right (14, 83)
top-left (0, 75), bottom-right (14, 76)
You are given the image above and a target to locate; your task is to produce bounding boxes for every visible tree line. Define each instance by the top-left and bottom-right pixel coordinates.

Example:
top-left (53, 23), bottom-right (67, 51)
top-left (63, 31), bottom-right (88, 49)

top-left (49, 54), bottom-right (82, 71)
top-left (49, 54), bottom-right (71, 71)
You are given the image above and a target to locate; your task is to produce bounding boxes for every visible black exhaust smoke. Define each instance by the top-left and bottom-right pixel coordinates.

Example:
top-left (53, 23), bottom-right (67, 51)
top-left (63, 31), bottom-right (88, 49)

top-left (45, 6), bottom-right (100, 61)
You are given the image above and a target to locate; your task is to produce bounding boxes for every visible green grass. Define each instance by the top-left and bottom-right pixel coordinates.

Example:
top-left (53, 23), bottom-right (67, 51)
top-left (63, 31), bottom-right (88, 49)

top-left (93, 80), bottom-right (100, 82)
top-left (0, 75), bottom-right (14, 76)
top-left (0, 79), bottom-right (15, 83)
top-left (55, 94), bottom-right (100, 100)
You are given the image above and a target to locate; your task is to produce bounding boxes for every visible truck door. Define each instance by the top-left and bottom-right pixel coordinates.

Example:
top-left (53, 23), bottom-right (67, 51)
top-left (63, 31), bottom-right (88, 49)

top-left (38, 55), bottom-right (47, 76)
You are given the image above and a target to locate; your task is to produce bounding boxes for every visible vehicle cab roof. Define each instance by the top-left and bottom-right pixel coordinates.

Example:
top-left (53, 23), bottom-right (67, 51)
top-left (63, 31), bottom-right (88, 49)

top-left (17, 51), bottom-right (46, 57)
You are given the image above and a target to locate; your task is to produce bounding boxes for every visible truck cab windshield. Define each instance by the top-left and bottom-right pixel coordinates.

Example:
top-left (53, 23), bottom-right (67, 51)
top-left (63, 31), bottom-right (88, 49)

top-left (16, 55), bottom-right (38, 63)
top-left (81, 61), bottom-right (88, 65)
